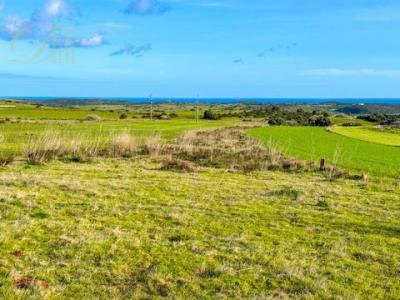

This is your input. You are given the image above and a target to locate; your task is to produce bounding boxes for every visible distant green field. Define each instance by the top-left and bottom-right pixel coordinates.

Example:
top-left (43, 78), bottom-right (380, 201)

top-left (0, 101), bottom-right (209, 120)
top-left (249, 126), bottom-right (400, 177)
top-left (0, 119), bottom-right (237, 154)
top-left (331, 117), bottom-right (374, 126)
top-left (0, 106), bottom-right (120, 120)
top-left (330, 126), bottom-right (400, 146)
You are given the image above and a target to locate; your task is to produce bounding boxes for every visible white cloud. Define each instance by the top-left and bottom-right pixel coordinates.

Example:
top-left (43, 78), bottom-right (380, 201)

top-left (49, 33), bottom-right (105, 48)
top-left (37, 0), bottom-right (72, 19)
top-left (0, 0), bottom-right (73, 41)
top-left (80, 33), bottom-right (105, 47)
top-left (125, 0), bottom-right (170, 15)
top-left (0, 0), bottom-right (105, 49)
top-left (303, 68), bottom-right (400, 77)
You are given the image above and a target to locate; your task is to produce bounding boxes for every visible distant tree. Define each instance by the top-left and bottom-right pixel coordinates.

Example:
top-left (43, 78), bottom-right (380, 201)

top-left (268, 116), bottom-right (284, 126)
top-left (308, 115), bottom-right (331, 127)
top-left (338, 106), bottom-right (368, 115)
top-left (203, 110), bottom-right (219, 120)
top-left (120, 113), bottom-right (128, 119)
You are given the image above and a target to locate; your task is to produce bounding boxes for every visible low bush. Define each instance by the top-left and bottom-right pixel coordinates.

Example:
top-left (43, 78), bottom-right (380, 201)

top-left (84, 114), bottom-right (102, 122)
top-left (308, 115), bottom-right (331, 127)
top-left (203, 110), bottom-right (220, 120)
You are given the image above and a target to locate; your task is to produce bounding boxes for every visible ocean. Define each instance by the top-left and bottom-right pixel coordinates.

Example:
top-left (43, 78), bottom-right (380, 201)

top-left (1, 97), bottom-right (400, 105)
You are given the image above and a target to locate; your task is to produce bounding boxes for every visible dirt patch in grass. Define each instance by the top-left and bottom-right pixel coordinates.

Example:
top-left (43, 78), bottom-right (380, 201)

top-left (13, 276), bottom-right (49, 290)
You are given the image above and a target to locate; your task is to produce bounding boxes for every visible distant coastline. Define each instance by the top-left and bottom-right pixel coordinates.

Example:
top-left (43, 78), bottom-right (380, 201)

top-left (1, 97), bottom-right (400, 105)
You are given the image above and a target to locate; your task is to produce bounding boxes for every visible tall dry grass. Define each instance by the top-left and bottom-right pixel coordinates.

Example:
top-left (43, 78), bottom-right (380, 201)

top-left (24, 131), bottom-right (103, 164)
top-left (25, 132), bottom-right (63, 164)
top-left (110, 131), bottom-right (137, 158)
top-left (0, 134), bottom-right (14, 166)
top-left (142, 134), bottom-right (165, 157)
top-left (64, 135), bottom-right (102, 162)
top-left (22, 131), bottom-right (142, 164)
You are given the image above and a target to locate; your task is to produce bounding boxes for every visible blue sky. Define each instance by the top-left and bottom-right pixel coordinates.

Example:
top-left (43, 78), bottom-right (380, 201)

top-left (0, 0), bottom-right (400, 98)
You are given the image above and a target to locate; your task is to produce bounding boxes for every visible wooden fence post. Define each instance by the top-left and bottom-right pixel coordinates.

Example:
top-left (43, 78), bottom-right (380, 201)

top-left (320, 159), bottom-right (326, 171)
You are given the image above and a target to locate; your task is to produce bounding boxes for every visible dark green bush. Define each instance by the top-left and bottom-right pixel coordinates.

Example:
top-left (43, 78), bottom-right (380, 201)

top-left (203, 110), bottom-right (220, 120)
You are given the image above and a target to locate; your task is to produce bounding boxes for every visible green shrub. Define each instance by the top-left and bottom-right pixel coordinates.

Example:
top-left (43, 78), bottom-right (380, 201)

top-left (203, 110), bottom-right (219, 120)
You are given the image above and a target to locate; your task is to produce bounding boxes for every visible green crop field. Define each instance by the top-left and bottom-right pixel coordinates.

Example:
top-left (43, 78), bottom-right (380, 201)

top-left (248, 126), bottom-right (400, 177)
top-left (330, 126), bottom-right (400, 146)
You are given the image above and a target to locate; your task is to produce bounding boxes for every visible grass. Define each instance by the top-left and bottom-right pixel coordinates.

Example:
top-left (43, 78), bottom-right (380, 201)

top-left (0, 105), bottom-right (120, 120)
top-left (0, 159), bottom-right (399, 299)
top-left (248, 126), bottom-right (400, 177)
top-left (330, 126), bottom-right (400, 146)
top-left (331, 116), bottom-right (375, 126)
top-left (0, 119), bottom-right (237, 154)
top-left (0, 100), bottom-right (223, 121)
top-left (1, 102), bottom-right (399, 298)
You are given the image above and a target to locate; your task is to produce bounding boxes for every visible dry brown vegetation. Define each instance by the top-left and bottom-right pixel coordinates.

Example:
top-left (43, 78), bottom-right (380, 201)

top-left (110, 131), bottom-right (137, 158)
top-left (160, 157), bottom-right (197, 172)
top-left (84, 114), bottom-right (102, 121)
top-left (167, 127), bottom-right (303, 172)
top-left (0, 153), bottom-right (14, 166)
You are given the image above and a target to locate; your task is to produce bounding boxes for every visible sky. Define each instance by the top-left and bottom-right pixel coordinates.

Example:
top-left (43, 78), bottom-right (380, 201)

top-left (0, 0), bottom-right (400, 98)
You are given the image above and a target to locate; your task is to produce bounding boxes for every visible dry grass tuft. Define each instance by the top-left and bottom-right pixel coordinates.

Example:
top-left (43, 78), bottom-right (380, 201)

top-left (0, 153), bottom-right (14, 167)
top-left (142, 135), bottom-right (165, 157)
top-left (63, 135), bottom-right (101, 162)
top-left (110, 132), bottom-right (137, 158)
top-left (160, 158), bottom-right (197, 173)
top-left (84, 114), bottom-right (102, 122)
top-left (23, 132), bottom-right (102, 164)
top-left (24, 132), bottom-right (63, 164)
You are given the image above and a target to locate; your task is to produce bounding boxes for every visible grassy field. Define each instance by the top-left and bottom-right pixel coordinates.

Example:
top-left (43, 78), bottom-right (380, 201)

top-left (0, 119), bottom-right (237, 154)
top-left (331, 116), bottom-right (374, 126)
top-left (1, 159), bottom-right (399, 299)
top-left (1, 101), bottom-right (400, 299)
top-left (248, 126), bottom-right (400, 177)
top-left (0, 100), bottom-right (240, 154)
top-left (330, 126), bottom-right (400, 146)
top-left (0, 100), bottom-right (224, 121)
